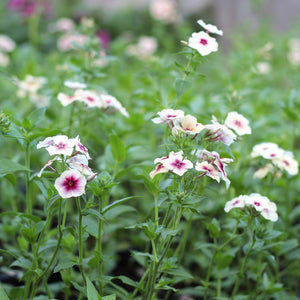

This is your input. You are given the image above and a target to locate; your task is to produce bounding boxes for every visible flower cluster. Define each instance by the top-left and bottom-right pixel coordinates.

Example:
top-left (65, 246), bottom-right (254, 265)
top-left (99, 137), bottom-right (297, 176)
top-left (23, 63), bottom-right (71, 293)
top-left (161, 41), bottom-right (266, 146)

top-left (37, 135), bottom-right (96, 198)
top-left (15, 75), bottom-right (49, 107)
top-left (251, 142), bottom-right (298, 178)
top-left (0, 34), bottom-right (16, 67)
top-left (225, 193), bottom-right (278, 222)
top-left (57, 81), bottom-right (129, 117)
top-left (152, 109), bottom-right (251, 146)
top-left (126, 36), bottom-right (158, 60)
top-left (185, 19), bottom-right (223, 56)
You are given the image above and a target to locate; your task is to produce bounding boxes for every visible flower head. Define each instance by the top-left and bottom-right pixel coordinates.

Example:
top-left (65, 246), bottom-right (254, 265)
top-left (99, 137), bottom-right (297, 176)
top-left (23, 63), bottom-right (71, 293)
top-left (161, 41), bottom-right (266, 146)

top-left (64, 80), bottom-right (87, 89)
top-left (54, 169), bottom-right (87, 198)
top-left (0, 35), bottom-right (16, 52)
top-left (174, 114), bottom-right (204, 135)
top-left (188, 31), bottom-right (218, 56)
top-left (75, 90), bottom-right (103, 108)
top-left (100, 94), bottom-right (129, 117)
top-left (197, 19), bottom-right (223, 36)
top-left (224, 195), bottom-right (248, 212)
top-left (16, 75), bottom-right (47, 98)
top-left (225, 111), bottom-right (251, 136)
top-left (162, 151), bottom-right (193, 176)
top-left (152, 109), bottom-right (184, 125)
top-left (57, 92), bottom-right (79, 106)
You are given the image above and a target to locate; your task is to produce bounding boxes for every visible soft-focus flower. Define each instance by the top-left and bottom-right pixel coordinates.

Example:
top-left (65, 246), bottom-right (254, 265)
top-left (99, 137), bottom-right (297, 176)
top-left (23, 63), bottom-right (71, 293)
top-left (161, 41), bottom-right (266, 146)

top-left (152, 109), bottom-right (184, 125)
top-left (74, 136), bottom-right (91, 159)
top-left (197, 19), bottom-right (223, 36)
top-left (97, 30), bottom-right (111, 50)
top-left (0, 52), bottom-right (9, 66)
top-left (48, 18), bottom-right (75, 33)
top-left (245, 193), bottom-right (278, 222)
top-left (251, 142), bottom-right (279, 158)
top-left (204, 117), bottom-right (237, 146)
top-left (225, 111), bottom-right (251, 136)
top-left (149, 163), bottom-right (169, 178)
top-left (8, 0), bottom-right (52, 18)
top-left (57, 33), bottom-right (89, 52)
top-left (126, 36), bottom-right (158, 60)
top-left (224, 195), bottom-right (248, 212)
top-left (0, 35), bottom-right (16, 52)
top-left (54, 169), bottom-right (87, 198)
top-left (75, 90), bottom-right (103, 108)
top-left (16, 75), bottom-right (47, 98)
top-left (64, 80), bottom-right (87, 89)
top-left (100, 94), bottom-right (129, 117)
top-left (273, 152), bottom-right (299, 176)
top-left (253, 163), bottom-right (275, 179)
top-left (288, 38), bottom-right (300, 66)
top-left (29, 94), bottom-right (50, 107)
top-left (253, 62), bottom-right (271, 74)
top-left (149, 0), bottom-right (181, 24)
top-left (224, 193), bottom-right (278, 222)
top-left (174, 114), bottom-right (204, 135)
top-left (188, 31), bottom-right (218, 56)
top-left (41, 135), bottom-right (77, 156)
top-left (57, 92), bottom-right (79, 106)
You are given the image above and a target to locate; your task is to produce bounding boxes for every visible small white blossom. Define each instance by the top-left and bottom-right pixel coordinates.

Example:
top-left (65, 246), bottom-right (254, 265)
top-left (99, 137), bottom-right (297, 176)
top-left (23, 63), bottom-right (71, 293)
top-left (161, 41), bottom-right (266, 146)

top-left (197, 19), bottom-right (223, 36)
top-left (225, 111), bottom-right (251, 136)
top-left (188, 31), bottom-right (218, 56)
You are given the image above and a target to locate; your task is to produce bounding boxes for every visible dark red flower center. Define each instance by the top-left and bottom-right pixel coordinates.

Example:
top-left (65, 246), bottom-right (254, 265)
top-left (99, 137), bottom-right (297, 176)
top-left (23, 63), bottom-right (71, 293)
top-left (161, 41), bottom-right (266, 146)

top-left (199, 38), bottom-right (208, 45)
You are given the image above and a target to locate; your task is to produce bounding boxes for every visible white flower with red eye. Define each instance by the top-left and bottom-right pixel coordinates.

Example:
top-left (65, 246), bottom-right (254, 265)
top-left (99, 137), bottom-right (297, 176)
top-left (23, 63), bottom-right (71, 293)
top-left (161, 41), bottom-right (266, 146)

top-left (224, 195), bottom-right (247, 212)
top-left (75, 90), bottom-right (103, 108)
top-left (73, 136), bottom-right (91, 160)
top-left (175, 114), bottom-right (204, 135)
top-left (100, 94), bottom-right (129, 117)
top-left (273, 152), bottom-right (299, 176)
top-left (37, 137), bottom-right (55, 149)
top-left (195, 161), bottom-right (221, 182)
top-left (246, 193), bottom-right (278, 222)
top-left (152, 109), bottom-right (184, 125)
top-left (225, 111), bottom-right (251, 136)
top-left (67, 155), bottom-right (96, 180)
top-left (149, 163), bottom-right (169, 179)
top-left (251, 142), bottom-right (279, 158)
top-left (197, 19), bottom-right (223, 36)
top-left (57, 92), bottom-right (79, 106)
top-left (161, 151), bottom-right (193, 176)
top-left (188, 31), bottom-right (218, 56)
top-left (64, 80), bottom-right (87, 89)
top-left (54, 169), bottom-right (87, 198)
top-left (46, 135), bottom-right (77, 156)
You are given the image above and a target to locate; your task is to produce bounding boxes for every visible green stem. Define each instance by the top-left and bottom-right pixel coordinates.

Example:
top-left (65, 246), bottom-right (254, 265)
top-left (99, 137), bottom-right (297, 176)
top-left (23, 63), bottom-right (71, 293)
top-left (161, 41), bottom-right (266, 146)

top-left (217, 270), bottom-right (221, 298)
top-left (76, 197), bottom-right (86, 285)
top-left (25, 142), bottom-right (32, 215)
top-left (97, 197), bottom-right (104, 295)
top-left (154, 194), bottom-right (159, 227)
top-left (129, 268), bottom-right (150, 300)
top-left (62, 199), bottom-right (68, 231)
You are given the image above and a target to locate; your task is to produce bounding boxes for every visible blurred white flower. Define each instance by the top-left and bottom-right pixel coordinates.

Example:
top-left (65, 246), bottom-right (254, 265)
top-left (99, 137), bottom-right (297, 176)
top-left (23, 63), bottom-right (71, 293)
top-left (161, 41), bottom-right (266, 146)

top-left (197, 19), bottom-right (223, 36)
top-left (188, 31), bottom-right (218, 56)
top-left (0, 52), bottom-right (9, 66)
top-left (49, 18), bottom-right (75, 33)
top-left (57, 33), bottom-right (89, 52)
top-left (253, 61), bottom-right (271, 74)
top-left (149, 0), bottom-right (181, 24)
top-left (288, 38), bottom-right (300, 66)
top-left (126, 36), bottom-right (158, 60)
top-left (0, 34), bottom-right (16, 52)
top-left (16, 75), bottom-right (47, 98)
top-left (64, 80), bottom-right (87, 89)
top-left (225, 111), bottom-right (251, 136)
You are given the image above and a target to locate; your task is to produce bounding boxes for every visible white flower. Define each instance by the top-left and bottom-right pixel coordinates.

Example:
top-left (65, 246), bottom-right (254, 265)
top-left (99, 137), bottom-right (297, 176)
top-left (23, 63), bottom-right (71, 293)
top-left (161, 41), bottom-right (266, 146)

top-left (74, 136), bottom-right (91, 160)
top-left (57, 92), bottom-right (79, 106)
top-left (64, 80), bottom-right (87, 89)
top-left (38, 157), bottom-right (61, 177)
top-left (16, 75), bottom-right (47, 98)
top-left (152, 109), bottom-right (184, 124)
top-left (0, 52), bottom-right (9, 66)
top-left (273, 152), bottom-right (299, 176)
top-left (188, 31), bottom-right (218, 56)
top-left (54, 169), bottom-right (87, 198)
top-left (75, 90), bottom-right (103, 108)
top-left (100, 94), bottom-right (129, 117)
top-left (0, 35), bottom-right (16, 52)
top-left (149, 163), bottom-right (169, 178)
top-left (251, 142), bottom-right (279, 158)
top-left (253, 163), bottom-right (275, 179)
top-left (224, 195), bottom-right (247, 212)
top-left (45, 135), bottom-right (77, 156)
top-left (253, 62), bottom-right (271, 74)
top-left (162, 151), bottom-right (193, 176)
top-left (57, 33), bottom-right (89, 52)
top-left (197, 19), bottom-right (223, 36)
top-left (175, 114), bottom-right (204, 135)
top-left (225, 111), bottom-right (251, 136)
top-left (49, 18), bottom-right (75, 33)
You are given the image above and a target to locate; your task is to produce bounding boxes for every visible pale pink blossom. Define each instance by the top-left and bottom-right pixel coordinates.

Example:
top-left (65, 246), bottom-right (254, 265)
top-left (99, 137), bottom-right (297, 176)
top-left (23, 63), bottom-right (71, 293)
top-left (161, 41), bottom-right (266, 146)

top-left (74, 136), bottom-right (91, 159)
top-left (149, 163), bottom-right (169, 178)
top-left (197, 19), bottom-right (223, 36)
top-left (57, 92), bottom-right (79, 106)
top-left (251, 142), bottom-right (279, 158)
top-left (149, 0), bottom-right (180, 24)
top-left (273, 152), bottom-right (298, 176)
top-left (225, 111), bottom-right (251, 136)
top-left (45, 135), bottom-right (77, 156)
top-left (126, 36), bottom-right (158, 60)
top-left (188, 31), bottom-right (218, 56)
top-left (100, 94), bottom-right (129, 117)
top-left (204, 117), bottom-right (237, 146)
top-left (174, 114), bottom-right (204, 135)
top-left (57, 33), bottom-right (89, 52)
top-left (162, 151), bottom-right (193, 176)
top-left (75, 90), bottom-right (103, 108)
top-left (54, 169), bottom-right (87, 198)
top-left (253, 163), bottom-right (275, 179)
top-left (0, 34), bottom-right (16, 52)
top-left (195, 161), bottom-right (220, 182)
top-left (49, 18), bottom-right (75, 33)
top-left (37, 137), bottom-right (55, 149)
top-left (152, 109), bottom-right (184, 125)
top-left (224, 195), bottom-right (247, 212)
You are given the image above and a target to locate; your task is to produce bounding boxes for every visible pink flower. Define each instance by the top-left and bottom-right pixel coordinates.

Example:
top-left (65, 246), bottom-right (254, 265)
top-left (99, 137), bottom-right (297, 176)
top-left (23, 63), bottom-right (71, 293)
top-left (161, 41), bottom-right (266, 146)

top-left (173, 114), bottom-right (204, 135)
top-left (45, 135), bottom-right (77, 156)
top-left (57, 33), bottom-right (89, 52)
top-left (38, 157), bottom-right (60, 177)
top-left (0, 35), bottom-right (16, 52)
top-left (161, 151), bottom-right (193, 176)
top-left (195, 161), bottom-right (221, 182)
top-left (251, 142), bottom-right (279, 158)
top-left (57, 92), bottom-right (79, 106)
top-left (197, 19), bottom-right (223, 36)
top-left (225, 111), bottom-right (251, 136)
top-left (149, 163), bottom-right (169, 178)
top-left (152, 109), bottom-right (184, 125)
top-left (74, 136), bottom-right (91, 159)
top-left (75, 90), bottom-right (103, 108)
top-left (54, 169), bottom-right (87, 198)
top-left (224, 195), bottom-right (247, 212)
top-left (188, 31), bottom-right (218, 56)
top-left (273, 152), bottom-right (299, 176)
top-left (100, 94), bottom-right (129, 117)
top-left (97, 30), bottom-right (111, 50)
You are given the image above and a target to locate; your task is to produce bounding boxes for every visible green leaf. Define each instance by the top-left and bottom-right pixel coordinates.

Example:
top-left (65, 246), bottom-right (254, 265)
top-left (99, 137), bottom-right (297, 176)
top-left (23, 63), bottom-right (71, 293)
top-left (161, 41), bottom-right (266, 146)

top-left (86, 277), bottom-right (101, 300)
top-left (54, 259), bottom-right (76, 273)
top-left (101, 295), bottom-right (116, 300)
top-left (114, 275), bottom-right (138, 288)
top-left (23, 107), bottom-right (47, 132)
top-left (175, 78), bottom-right (192, 99)
top-left (205, 218), bottom-right (220, 239)
top-left (0, 159), bottom-right (28, 177)
top-left (109, 134), bottom-right (126, 164)
top-left (0, 285), bottom-right (10, 300)
top-left (84, 208), bottom-right (104, 221)
top-left (102, 196), bottom-right (139, 214)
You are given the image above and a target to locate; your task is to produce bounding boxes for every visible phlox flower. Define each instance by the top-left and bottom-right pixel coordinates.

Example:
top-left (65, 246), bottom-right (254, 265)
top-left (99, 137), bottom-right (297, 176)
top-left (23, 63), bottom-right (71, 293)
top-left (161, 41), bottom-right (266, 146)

top-left (251, 142), bottom-right (279, 158)
top-left (38, 135), bottom-right (77, 157)
top-left (174, 114), bottom-right (204, 135)
top-left (126, 36), bottom-right (158, 60)
top-left (100, 94), bottom-right (129, 117)
top-left (188, 31), bottom-right (218, 56)
top-left (152, 109), bottom-right (184, 125)
top-left (149, 0), bottom-right (181, 24)
top-left (48, 18), bottom-right (75, 33)
top-left (224, 193), bottom-right (278, 222)
top-left (64, 80), bottom-right (87, 89)
top-left (196, 149), bottom-right (233, 188)
top-left (253, 163), bottom-right (275, 179)
top-left (38, 156), bottom-right (61, 177)
top-left (162, 151), bottom-right (193, 176)
top-left (197, 19), bottom-right (223, 36)
top-left (0, 34), bottom-right (16, 52)
top-left (57, 92), bottom-right (79, 106)
top-left (224, 111), bottom-right (251, 136)
top-left (16, 75), bottom-right (47, 98)
top-left (75, 90), bottom-right (103, 108)
top-left (149, 163), bottom-right (169, 179)
top-left (57, 33), bottom-right (89, 52)
top-left (67, 155), bottom-right (96, 181)
top-left (0, 52), bottom-right (10, 67)
top-left (54, 169), bottom-right (87, 198)
top-left (273, 152), bottom-right (299, 176)
top-left (204, 117), bottom-right (237, 146)
top-left (74, 136), bottom-right (91, 160)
